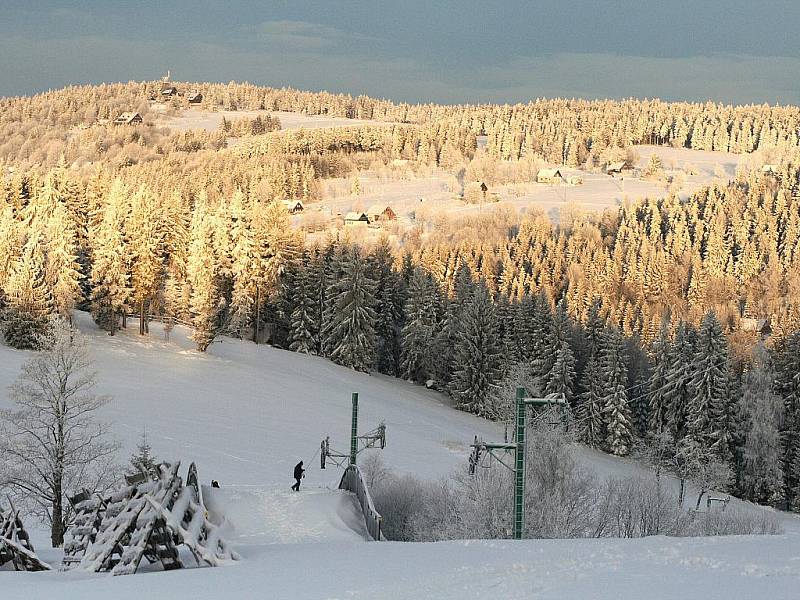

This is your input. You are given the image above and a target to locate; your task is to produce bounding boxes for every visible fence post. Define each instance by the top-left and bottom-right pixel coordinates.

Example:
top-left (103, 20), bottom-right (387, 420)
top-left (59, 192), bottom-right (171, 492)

top-left (350, 393), bottom-right (359, 465)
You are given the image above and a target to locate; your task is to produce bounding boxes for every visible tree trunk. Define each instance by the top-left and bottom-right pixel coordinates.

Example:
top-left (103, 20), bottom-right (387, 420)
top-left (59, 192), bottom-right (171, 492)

top-left (52, 477), bottom-right (64, 547)
top-left (139, 299), bottom-right (145, 335)
top-left (254, 285), bottom-right (260, 344)
top-left (696, 490), bottom-right (706, 511)
top-left (679, 478), bottom-right (685, 506)
top-left (109, 304), bottom-right (116, 336)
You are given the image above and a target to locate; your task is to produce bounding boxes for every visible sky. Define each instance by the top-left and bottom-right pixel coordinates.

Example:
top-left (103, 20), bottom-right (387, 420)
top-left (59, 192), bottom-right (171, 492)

top-left (2, 1), bottom-right (799, 106)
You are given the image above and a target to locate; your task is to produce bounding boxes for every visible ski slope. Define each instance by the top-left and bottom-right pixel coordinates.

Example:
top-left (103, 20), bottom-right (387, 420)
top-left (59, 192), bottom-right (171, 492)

top-left (2, 312), bottom-right (800, 599)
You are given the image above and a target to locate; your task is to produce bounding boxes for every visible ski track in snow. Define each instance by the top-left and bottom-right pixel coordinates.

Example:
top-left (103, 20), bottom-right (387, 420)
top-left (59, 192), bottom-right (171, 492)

top-left (2, 311), bottom-right (800, 599)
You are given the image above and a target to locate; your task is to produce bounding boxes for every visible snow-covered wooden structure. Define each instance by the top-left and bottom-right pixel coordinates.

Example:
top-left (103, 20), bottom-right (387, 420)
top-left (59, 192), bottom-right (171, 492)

top-left (62, 462), bottom-right (237, 576)
top-left (114, 112), bottom-right (143, 125)
top-left (0, 504), bottom-right (51, 571)
top-left (537, 168), bottom-right (565, 184)
top-left (366, 204), bottom-right (397, 222)
top-left (344, 211), bottom-right (370, 227)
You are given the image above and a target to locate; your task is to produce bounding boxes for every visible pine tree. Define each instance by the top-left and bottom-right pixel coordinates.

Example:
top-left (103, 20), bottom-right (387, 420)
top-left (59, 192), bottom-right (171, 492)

top-left (400, 271), bottom-right (441, 383)
top-left (448, 284), bottom-right (502, 417)
top-left (187, 200), bottom-right (223, 352)
top-left (740, 350), bottom-right (784, 505)
top-left (529, 292), bottom-right (554, 391)
top-left (371, 240), bottom-right (403, 375)
top-left (775, 331), bottom-right (800, 508)
top-left (663, 322), bottom-right (697, 445)
top-left (129, 430), bottom-right (158, 477)
top-left (89, 179), bottom-right (131, 334)
top-left (544, 300), bottom-right (577, 401)
top-left (577, 303), bottom-right (606, 447)
top-left (647, 323), bottom-right (671, 435)
top-left (602, 327), bottom-right (633, 456)
top-left (322, 246), bottom-right (376, 372)
top-left (3, 233), bottom-right (51, 348)
top-left (127, 185), bottom-right (163, 335)
top-left (43, 202), bottom-right (82, 319)
top-left (287, 252), bottom-right (318, 354)
top-left (687, 311), bottom-right (732, 462)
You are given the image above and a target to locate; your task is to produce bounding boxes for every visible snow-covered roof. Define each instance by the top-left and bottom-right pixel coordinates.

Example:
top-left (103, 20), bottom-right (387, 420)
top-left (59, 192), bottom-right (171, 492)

top-left (345, 211), bottom-right (369, 221)
top-left (366, 204), bottom-right (392, 215)
top-left (607, 161), bottom-right (627, 172)
top-left (538, 168), bottom-right (563, 178)
top-left (114, 112), bottom-right (142, 124)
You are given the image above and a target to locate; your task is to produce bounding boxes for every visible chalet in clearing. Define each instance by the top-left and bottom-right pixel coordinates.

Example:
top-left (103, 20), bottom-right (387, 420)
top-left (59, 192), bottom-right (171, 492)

top-left (283, 200), bottom-right (305, 214)
top-left (187, 91), bottom-right (203, 104)
top-left (114, 112), bottom-right (143, 125)
top-left (537, 168), bottom-right (565, 184)
top-left (161, 85), bottom-right (179, 98)
top-left (366, 204), bottom-right (397, 222)
top-left (344, 212), bottom-right (370, 227)
top-left (606, 161), bottom-right (629, 176)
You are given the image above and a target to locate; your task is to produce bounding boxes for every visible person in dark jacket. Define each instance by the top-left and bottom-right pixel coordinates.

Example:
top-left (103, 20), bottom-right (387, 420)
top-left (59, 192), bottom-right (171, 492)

top-left (291, 460), bottom-right (305, 491)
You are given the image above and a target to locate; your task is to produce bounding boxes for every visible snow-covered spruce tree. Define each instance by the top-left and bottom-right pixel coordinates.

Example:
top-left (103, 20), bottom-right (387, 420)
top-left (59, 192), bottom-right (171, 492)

top-left (529, 292), bottom-right (554, 390)
top-left (400, 270), bottom-right (441, 384)
top-left (0, 202), bottom-right (18, 300)
top-left (687, 311), bottom-right (733, 462)
top-left (89, 179), bottom-right (131, 335)
top-left (370, 239), bottom-right (404, 376)
top-left (433, 263), bottom-right (474, 389)
top-left (43, 201), bottom-right (82, 320)
top-left (647, 323), bottom-right (671, 436)
top-left (228, 190), bottom-right (256, 337)
top-left (602, 326), bottom-right (633, 456)
top-left (187, 200), bottom-right (224, 352)
top-left (3, 232), bottom-right (52, 349)
top-left (663, 321), bottom-right (697, 445)
top-left (322, 246), bottom-right (376, 372)
top-left (739, 349), bottom-right (784, 505)
top-left (544, 300), bottom-right (577, 402)
top-left (577, 304), bottom-right (607, 447)
top-left (448, 283), bottom-right (502, 417)
top-left (774, 331), bottom-right (800, 508)
top-left (0, 320), bottom-right (118, 547)
top-left (126, 185), bottom-right (163, 335)
top-left (287, 251), bottom-right (318, 354)
top-left (129, 430), bottom-right (158, 478)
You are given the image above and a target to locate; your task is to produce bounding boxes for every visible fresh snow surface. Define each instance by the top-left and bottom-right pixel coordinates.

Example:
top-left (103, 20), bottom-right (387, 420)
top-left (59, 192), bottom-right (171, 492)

top-left (1, 311), bottom-right (800, 599)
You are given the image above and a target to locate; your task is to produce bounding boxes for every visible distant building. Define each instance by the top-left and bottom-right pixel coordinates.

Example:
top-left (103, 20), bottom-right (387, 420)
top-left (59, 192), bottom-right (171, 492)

top-left (761, 164), bottom-right (778, 175)
top-left (606, 161), bottom-right (629, 176)
top-left (344, 212), bottom-right (370, 227)
top-left (283, 200), bottom-right (305, 214)
top-left (161, 85), bottom-right (179, 98)
top-left (537, 168), bottom-right (565, 184)
top-left (740, 317), bottom-right (772, 337)
top-left (187, 91), bottom-right (203, 104)
top-left (113, 112), bottom-right (143, 125)
top-left (366, 204), bottom-right (397, 222)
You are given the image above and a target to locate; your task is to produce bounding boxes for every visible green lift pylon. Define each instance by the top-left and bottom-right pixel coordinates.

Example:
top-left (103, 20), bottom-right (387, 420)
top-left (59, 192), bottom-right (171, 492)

top-left (320, 393), bottom-right (386, 469)
top-left (469, 387), bottom-right (568, 540)
top-left (350, 392), bottom-right (359, 465)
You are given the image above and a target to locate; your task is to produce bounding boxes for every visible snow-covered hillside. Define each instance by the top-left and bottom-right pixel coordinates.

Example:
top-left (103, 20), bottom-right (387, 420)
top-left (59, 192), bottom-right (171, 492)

top-left (2, 312), bottom-right (800, 599)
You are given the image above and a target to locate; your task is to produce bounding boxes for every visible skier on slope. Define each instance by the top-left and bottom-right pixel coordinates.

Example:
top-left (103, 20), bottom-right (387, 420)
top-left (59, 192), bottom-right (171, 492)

top-left (291, 460), bottom-right (305, 491)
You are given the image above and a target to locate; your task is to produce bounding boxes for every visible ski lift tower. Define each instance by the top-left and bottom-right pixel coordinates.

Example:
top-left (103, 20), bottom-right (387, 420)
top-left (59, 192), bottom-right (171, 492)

top-left (320, 393), bottom-right (386, 469)
top-left (469, 387), bottom-right (568, 540)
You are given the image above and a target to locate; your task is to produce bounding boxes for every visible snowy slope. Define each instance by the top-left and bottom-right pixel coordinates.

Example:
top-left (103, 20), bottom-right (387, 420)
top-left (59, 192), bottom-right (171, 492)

top-left (2, 312), bottom-right (800, 599)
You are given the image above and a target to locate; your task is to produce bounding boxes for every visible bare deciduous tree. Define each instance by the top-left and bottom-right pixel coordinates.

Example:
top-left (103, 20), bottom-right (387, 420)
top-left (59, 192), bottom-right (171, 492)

top-left (0, 319), bottom-right (118, 547)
